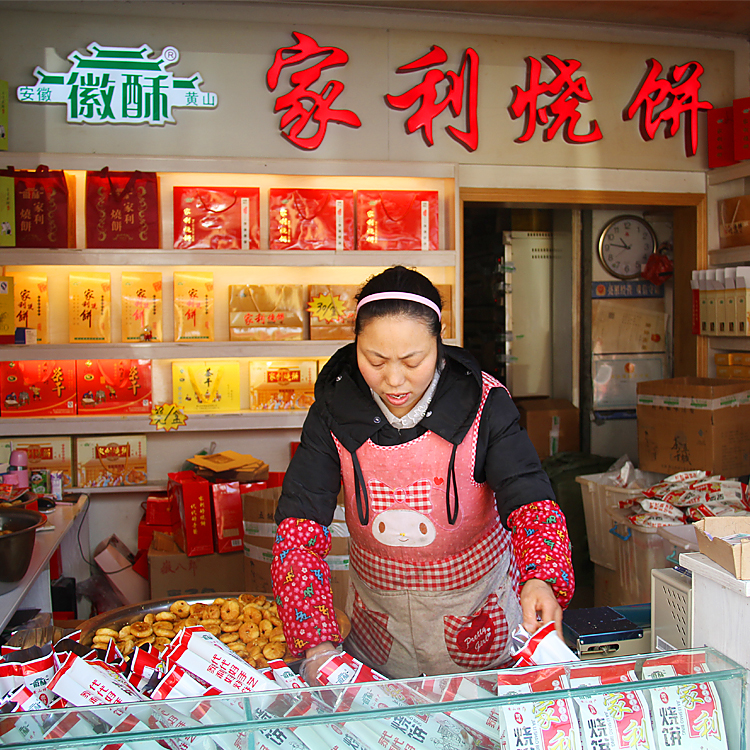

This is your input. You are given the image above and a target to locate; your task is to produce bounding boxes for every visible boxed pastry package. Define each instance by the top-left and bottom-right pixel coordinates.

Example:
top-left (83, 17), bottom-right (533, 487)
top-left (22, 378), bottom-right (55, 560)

top-left (357, 189), bottom-right (440, 251)
top-left (174, 186), bottom-right (260, 249)
top-left (174, 271), bottom-right (214, 341)
top-left (121, 270), bottom-right (163, 342)
top-left (0, 275), bottom-right (13, 344)
top-left (5, 436), bottom-right (74, 488)
top-left (308, 284), bottom-right (357, 340)
top-left (75, 358), bottom-right (153, 415)
top-left (248, 359), bottom-right (317, 411)
top-left (172, 358), bottom-right (241, 413)
top-left (0, 360), bottom-right (77, 417)
top-left (228, 284), bottom-right (304, 341)
top-left (269, 187), bottom-right (354, 251)
top-left (75, 434), bottom-right (148, 487)
top-left (9, 270), bottom-right (49, 343)
top-left (68, 271), bottom-right (111, 343)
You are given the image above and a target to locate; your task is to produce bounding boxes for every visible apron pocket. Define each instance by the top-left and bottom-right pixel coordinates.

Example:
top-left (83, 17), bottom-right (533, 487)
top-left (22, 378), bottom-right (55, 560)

top-left (443, 592), bottom-right (509, 669)
top-left (350, 590), bottom-right (393, 665)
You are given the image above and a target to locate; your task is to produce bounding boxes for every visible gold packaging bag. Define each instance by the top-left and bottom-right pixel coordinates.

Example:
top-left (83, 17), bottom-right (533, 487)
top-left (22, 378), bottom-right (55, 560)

top-left (10, 271), bottom-right (49, 343)
top-left (122, 271), bottom-right (163, 342)
top-left (308, 285), bottom-right (357, 341)
top-left (69, 271), bottom-right (111, 343)
top-left (174, 271), bottom-right (214, 341)
top-left (228, 285), bottom-right (304, 341)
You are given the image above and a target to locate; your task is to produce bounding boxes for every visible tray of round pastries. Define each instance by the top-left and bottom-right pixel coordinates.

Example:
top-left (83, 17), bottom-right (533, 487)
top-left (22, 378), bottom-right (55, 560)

top-left (78, 592), bottom-right (350, 669)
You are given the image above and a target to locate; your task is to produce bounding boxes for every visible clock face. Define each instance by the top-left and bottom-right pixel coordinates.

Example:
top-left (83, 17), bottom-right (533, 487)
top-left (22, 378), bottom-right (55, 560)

top-left (598, 216), bottom-right (657, 280)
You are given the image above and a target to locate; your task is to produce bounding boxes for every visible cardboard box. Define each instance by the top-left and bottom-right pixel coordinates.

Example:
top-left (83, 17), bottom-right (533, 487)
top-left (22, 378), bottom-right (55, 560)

top-left (242, 486), bottom-right (350, 611)
top-left (248, 359), bottom-right (317, 411)
top-left (138, 515), bottom-right (179, 552)
top-left (0, 360), bottom-right (77, 417)
top-left (8, 437), bottom-right (74, 488)
top-left (210, 482), bottom-right (245, 554)
top-left (168, 471), bottom-right (214, 556)
top-left (94, 535), bottom-right (150, 606)
top-left (637, 377), bottom-right (750, 477)
top-left (148, 532), bottom-right (244, 599)
top-left (76, 435), bottom-right (148, 487)
top-left (694, 517), bottom-right (750, 580)
top-left (517, 398), bottom-right (580, 460)
top-left (76, 359), bottom-right (152, 415)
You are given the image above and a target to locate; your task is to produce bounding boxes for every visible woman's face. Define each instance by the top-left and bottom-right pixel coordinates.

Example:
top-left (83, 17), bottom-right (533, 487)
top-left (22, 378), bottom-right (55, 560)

top-left (356, 314), bottom-right (438, 418)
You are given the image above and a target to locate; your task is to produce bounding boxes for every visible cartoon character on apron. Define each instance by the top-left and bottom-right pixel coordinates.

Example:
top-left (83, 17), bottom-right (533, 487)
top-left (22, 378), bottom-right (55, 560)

top-left (335, 375), bottom-right (523, 678)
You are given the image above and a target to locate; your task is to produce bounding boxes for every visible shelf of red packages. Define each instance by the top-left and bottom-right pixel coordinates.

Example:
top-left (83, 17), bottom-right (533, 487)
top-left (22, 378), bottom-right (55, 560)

top-left (0, 493), bottom-right (88, 633)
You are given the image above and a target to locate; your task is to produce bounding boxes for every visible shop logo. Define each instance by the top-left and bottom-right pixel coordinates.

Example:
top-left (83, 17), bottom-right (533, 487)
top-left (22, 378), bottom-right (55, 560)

top-left (17, 43), bottom-right (218, 125)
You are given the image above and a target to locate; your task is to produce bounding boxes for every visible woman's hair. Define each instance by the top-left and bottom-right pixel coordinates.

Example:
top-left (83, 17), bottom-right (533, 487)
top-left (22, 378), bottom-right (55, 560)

top-left (354, 266), bottom-right (443, 338)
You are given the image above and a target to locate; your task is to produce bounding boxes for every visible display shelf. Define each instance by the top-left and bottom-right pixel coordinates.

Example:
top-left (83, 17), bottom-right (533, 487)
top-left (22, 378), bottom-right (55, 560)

top-left (0, 248), bottom-right (457, 267)
top-left (702, 336), bottom-right (750, 350)
top-left (708, 161), bottom-right (750, 186)
top-left (0, 410), bottom-right (308, 436)
top-left (708, 244), bottom-right (750, 266)
top-left (70, 483), bottom-right (168, 494)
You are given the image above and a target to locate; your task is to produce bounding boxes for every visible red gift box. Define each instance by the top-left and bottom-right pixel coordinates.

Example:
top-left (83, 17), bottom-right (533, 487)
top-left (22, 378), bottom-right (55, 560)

top-left (269, 188), bottom-right (354, 250)
top-left (168, 471), bottom-right (214, 557)
top-left (356, 190), bottom-right (439, 251)
top-left (210, 482), bottom-right (245, 554)
top-left (734, 96), bottom-right (750, 163)
top-left (1, 360), bottom-right (76, 417)
top-left (76, 359), bottom-right (152, 415)
top-left (86, 168), bottom-right (159, 249)
top-left (173, 186), bottom-right (260, 250)
top-left (707, 106), bottom-right (738, 169)
top-left (146, 492), bottom-right (179, 526)
top-left (0, 165), bottom-right (76, 248)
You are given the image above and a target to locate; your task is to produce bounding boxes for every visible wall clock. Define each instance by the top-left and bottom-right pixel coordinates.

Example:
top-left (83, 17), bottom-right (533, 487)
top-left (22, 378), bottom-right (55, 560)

top-left (597, 215), bottom-right (657, 280)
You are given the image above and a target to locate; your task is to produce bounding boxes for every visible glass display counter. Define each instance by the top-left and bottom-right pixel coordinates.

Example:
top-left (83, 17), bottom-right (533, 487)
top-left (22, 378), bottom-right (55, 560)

top-left (1, 647), bottom-right (745, 750)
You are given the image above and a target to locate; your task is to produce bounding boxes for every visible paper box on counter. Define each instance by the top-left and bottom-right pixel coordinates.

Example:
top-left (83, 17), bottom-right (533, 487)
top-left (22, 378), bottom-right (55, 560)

top-left (516, 398), bottom-right (580, 460)
top-left (172, 359), bottom-right (241, 413)
top-left (9, 270), bottom-right (49, 343)
top-left (248, 359), bottom-right (317, 411)
top-left (174, 271), bottom-right (214, 342)
top-left (0, 360), bottom-right (77, 417)
top-left (94, 535), bottom-right (149, 606)
top-left (242, 486), bottom-right (350, 611)
top-left (8, 437), bottom-right (74, 488)
top-left (75, 359), bottom-right (152, 415)
top-left (121, 271), bottom-right (163, 342)
top-left (637, 377), bottom-right (750, 477)
top-left (694, 517), bottom-right (750, 579)
top-left (210, 482), bottom-right (245, 554)
top-left (75, 435), bottom-right (147, 488)
top-left (168, 471), bottom-right (214, 557)
top-left (308, 285), bottom-right (357, 340)
top-left (228, 284), bottom-right (304, 341)
top-left (148, 532), bottom-right (243, 599)
top-left (69, 271), bottom-right (111, 343)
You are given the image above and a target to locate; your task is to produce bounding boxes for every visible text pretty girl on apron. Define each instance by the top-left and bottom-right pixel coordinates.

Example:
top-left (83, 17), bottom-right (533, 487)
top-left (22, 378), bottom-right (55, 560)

top-left (271, 266), bottom-right (575, 680)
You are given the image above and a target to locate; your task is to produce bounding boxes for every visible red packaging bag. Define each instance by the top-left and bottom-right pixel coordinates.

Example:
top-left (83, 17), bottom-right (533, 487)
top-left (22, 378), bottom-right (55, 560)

top-left (86, 168), bottom-right (159, 248)
top-left (734, 96), bottom-right (750, 163)
top-left (269, 188), bottom-right (354, 250)
top-left (75, 359), bottom-right (152, 415)
top-left (210, 482), bottom-right (245, 554)
top-left (173, 186), bottom-right (260, 250)
top-left (146, 492), bottom-right (179, 526)
top-left (0, 165), bottom-right (76, 248)
top-left (356, 190), bottom-right (439, 251)
top-left (0, 360), bottom-right (76, 417)
top-left (168, 471), bottom-right (214, 557)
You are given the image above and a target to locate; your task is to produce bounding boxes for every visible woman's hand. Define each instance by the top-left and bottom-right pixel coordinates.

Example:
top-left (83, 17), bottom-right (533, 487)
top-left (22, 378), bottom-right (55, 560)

top-left (300, 641), bottom-right (340, 685)
top-left (520, 578), bottom-right (563, 637)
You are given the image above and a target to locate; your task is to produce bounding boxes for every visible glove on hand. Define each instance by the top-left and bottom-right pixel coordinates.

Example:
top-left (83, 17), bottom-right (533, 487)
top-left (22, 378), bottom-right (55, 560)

top-left (299, 645), bottom-right (343, 687)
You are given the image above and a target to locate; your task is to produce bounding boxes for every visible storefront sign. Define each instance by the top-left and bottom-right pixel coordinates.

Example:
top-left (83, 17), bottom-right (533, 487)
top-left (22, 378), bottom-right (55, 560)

top-left (17, 43), bottom-right (217, 125)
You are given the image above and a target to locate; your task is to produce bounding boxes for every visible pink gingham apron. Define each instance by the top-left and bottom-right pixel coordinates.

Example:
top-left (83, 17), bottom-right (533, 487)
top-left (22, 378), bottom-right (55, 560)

top-left (335, 373), bottom-right (522, 678)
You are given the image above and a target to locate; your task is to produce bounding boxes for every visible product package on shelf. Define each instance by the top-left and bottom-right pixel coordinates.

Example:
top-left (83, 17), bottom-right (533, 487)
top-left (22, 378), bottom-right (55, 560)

top-left (228, 284), bottom-right (304, 341)
top-left (168, 470), bottom-right (214, 556)
top-left (75, 359), bottom-right (152, 415)
top-left (0, 360), bottom-right (76, 417)
top-left (0, 165), bottom-right (76, 248)
top-left (0, 174), bottom-right (13, 246)
top-left (4, 437), bottom-right (74, 489)
top-left (172, 359), bottom-right (241, 413)
top-left (308, 284), bottom-right (357, 340)
top-left (75, 435), bottom-right (148, 488)
top-left (121, 271), bottom-right (163, 342)
top-left (269, 188), bottom-right (354, 250)
top-left (718, 194), bottom-right (750, 249)
top-left (436, 283), bottom-right (453, 338)
top-left (0, 274), bottom-right (13, 344)
top-left (174, 271), bottom-right (214, 341)
top-left (68, 271), bottom-right (111, 343)
top-left (173, 186), bottom-right (260, 250)
top-left (9, 270), bottom-right (48, 343)
top-left (356, 189), bottom-right (440, 251)
top-left (248, 359), bottom-right (317, 411)
top-left (85, 168), bottom-right (159, 249)
top-left (0, 80), bottom-right (7, 152)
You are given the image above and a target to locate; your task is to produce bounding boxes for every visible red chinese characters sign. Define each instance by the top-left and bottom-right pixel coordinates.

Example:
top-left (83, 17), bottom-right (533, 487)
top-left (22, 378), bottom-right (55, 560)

top-left (266, 32), bottom-right (713, 158)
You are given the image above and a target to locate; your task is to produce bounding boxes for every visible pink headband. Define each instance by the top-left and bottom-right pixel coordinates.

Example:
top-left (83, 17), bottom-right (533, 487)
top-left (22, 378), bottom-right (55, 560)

top-left (356, 291), bottom-right (442, 321)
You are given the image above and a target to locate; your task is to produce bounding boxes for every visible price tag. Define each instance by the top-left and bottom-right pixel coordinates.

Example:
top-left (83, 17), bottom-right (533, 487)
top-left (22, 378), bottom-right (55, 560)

top-left (150, 403), bottom-right (188, 432)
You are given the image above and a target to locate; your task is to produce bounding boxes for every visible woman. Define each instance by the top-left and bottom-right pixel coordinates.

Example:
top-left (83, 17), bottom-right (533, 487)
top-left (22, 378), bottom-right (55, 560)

top-left (272, 266), bottom-right (574, 679)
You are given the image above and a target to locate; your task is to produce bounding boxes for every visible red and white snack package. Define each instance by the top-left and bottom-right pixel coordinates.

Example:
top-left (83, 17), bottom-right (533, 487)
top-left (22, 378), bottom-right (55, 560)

top-left (510, 623), bottom-right (580, 667)
top-left (315, 650), bottom-right (387, 685)
top-left (570, 660), bottom-right (657, 750)
top-left (436, 674), bottom-right (505, 749)
top-left (496, 665), bottom-right (582, 750)
top-left (127, 644), bottom-right (165, 694)
top-left (639, 499), bottom-right (686, 521)
top-left (0, 685), bottom-right (48, 744)
top-left (0, 646), bottom-right (57, 706)
top-left (641, 654), bottom-right (728, 750)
